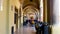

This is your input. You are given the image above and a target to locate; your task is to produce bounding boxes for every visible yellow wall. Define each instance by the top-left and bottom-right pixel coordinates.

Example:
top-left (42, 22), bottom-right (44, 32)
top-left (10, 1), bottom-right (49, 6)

top-left (9, 0), bottom-right (20, 34)
top-left (9, 0), bottom-right (15, 34)
top-left (0, 0), bottom-right (20, 34)
top-left (0, 0), bottom-right (7, 34)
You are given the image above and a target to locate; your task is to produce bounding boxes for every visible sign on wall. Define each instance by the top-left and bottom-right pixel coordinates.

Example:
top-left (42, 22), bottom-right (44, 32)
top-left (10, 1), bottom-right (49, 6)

top-left (0, 0), bottom-right (3, 11)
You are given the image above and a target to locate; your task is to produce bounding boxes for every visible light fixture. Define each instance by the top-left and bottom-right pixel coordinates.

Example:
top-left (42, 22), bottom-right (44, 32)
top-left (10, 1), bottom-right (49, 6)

top-left (0, 0), bottom-right (3, 11)
top-left (30, 0), bottom-right (33, 2)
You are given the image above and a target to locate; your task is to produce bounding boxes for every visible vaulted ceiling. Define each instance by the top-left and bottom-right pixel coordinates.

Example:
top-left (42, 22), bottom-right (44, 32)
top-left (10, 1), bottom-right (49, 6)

top-left (19, 0), bottom-right (40, 9)
top-left (19, 0), bottom-right (40, 18)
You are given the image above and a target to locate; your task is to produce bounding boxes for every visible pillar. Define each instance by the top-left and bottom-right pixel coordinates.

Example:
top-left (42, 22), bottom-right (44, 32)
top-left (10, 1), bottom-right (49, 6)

top-left (52, 0), bottom-right (60, 34)
top-left (43, 0), bottom-right (47, 22)
top-left (40, 0), bottom-right (43, 22)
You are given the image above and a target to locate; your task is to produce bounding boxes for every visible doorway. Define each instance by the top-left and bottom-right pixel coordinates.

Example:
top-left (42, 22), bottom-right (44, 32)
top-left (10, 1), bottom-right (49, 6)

top-left (14, 6), bottom-right (18, 30)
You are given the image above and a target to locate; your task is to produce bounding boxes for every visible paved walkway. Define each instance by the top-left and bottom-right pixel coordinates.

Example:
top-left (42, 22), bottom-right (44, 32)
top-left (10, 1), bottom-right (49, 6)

top-left (14, 26), bottom-right (36, 34)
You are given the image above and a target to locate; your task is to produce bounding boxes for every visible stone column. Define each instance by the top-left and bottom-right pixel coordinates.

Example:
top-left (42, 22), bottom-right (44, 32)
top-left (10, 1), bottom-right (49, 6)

top-left (40, 0), bottom-right (43, 22)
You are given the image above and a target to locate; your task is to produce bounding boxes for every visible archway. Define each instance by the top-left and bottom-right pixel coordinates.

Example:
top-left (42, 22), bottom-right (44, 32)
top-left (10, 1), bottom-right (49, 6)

top-left (23, 6), bottom-right (40, 26)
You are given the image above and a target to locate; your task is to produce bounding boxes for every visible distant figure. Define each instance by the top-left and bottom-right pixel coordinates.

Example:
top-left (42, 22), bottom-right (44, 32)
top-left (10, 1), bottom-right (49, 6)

top-left (35, 22), bottom-right (44, 34)
top-left (23, 16), bottom-right (38, 27)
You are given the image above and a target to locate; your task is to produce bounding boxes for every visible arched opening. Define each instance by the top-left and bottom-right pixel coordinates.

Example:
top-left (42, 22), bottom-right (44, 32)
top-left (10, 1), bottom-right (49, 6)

top-left (23, 6), bottom-right (40, 26)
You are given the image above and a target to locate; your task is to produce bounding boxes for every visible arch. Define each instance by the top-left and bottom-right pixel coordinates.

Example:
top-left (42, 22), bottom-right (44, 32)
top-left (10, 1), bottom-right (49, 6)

top-left (23, 3), bottom-right (39, 9)
top-left (23, 6), bottom-right (39, 12)
top-left (23, 6), bottom-right (40, 20)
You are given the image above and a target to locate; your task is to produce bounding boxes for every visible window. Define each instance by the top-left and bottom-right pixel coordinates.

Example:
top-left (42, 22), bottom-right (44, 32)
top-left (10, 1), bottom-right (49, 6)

top-left (14, 6), bottom-right (18, 24)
